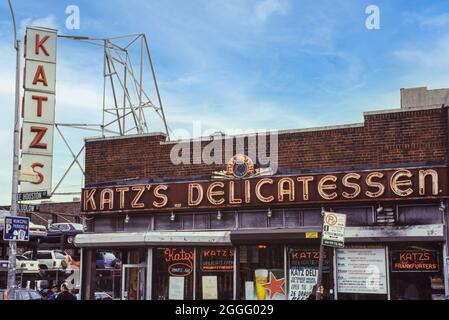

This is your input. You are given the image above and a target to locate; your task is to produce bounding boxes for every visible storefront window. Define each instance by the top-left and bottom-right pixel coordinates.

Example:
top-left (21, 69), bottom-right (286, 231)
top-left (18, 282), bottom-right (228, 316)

top-left (94, 250), bottom-right (123, 300)
top-left (238, 245), bottom-right (286, 300)
top-left (196, 247), bottom-right (234, 300)
top-left (287, 247), bottom-right (332, 300)
top-left (389, 244), bottom-right (445, 300)
top-left (153, 247), bottom-right (194, 300)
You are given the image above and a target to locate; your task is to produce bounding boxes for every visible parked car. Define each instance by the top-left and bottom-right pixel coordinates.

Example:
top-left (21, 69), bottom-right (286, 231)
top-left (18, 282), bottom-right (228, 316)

top-left (0, 209), bottom-right (47, 237)
top-left (16, 255), bottom-right (39, 273)
top-left (0, 288), bottom-right (44, 300)
top-left (23, 250), bottom-right (70, 270)
top-left (96, 252), bottom-right (121, 269)
top-left (47, 223), bottom-right (85, 244)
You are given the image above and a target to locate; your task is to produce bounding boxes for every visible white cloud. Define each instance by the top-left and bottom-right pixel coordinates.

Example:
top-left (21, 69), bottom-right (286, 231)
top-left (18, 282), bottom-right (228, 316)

top-left (19, 15), bottom-right (59, 35)
top-left (254, 0), bottom-right (289, 23)
top-left (419, 13), bottom-right (449, 28)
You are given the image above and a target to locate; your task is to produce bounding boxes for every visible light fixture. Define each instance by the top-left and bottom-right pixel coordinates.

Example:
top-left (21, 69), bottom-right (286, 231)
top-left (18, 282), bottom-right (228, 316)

top-left (267, 208), bottom-right (272, 219)
top-left (376, 204), bottom-right (384, 214)
top-left (439, 201), bottom-right (447, 212)
top-left (217, 211), bottom-right (222, 220)
top-left (124, 214), bottom-right (130, 224)
top-left (170, 211), bottom-right (176, 221)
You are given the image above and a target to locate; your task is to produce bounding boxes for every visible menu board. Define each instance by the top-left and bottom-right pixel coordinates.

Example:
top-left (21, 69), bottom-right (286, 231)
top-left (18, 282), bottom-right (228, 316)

top-left (336, 248), bottom-right (387, 294)
top-left (200, 248), bottom-right (234, 272)
top-left (390, 250), bottom-right (440, 272)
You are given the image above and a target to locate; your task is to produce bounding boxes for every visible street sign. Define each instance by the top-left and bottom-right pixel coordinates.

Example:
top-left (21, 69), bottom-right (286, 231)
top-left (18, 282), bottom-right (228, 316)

top-left (17, 203), bottom-right (40, 213)
top-left (322, 212), bottom-right (346, 248)
top-left (18, 190), bottom-right (49, 201)
top-left (3, 216), bottom-right (30, 241)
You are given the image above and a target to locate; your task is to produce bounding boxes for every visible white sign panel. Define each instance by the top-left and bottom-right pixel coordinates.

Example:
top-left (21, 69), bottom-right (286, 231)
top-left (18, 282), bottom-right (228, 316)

top-left (20, 154), bottom-right (53, 192)
top-left (322, 212), bottom-right (346, 248)
top-left (24, 60), bottom-right (56, 93)
top-left (24, 27), bottom-right (57, 63)
top-left (20, 26), bottom-right (57, 194)
top-left (168, 276), bottom-right (184, 300)
top-left (23, 91), bottom-right (55, 124)
top-left (336, 248), bottom-right (388, 295)
top-left (288, 268), bottom-right (318, 300)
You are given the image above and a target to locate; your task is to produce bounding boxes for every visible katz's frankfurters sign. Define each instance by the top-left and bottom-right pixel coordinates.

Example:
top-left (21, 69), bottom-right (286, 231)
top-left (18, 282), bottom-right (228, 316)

top-left (19, 26), bottom-right (58, 193)
top-left (82, 166), bottom-right (448, 213)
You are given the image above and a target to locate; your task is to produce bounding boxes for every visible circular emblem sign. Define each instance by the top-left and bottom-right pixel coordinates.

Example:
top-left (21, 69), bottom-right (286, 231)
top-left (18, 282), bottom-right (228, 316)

top-left (226, 155), bottom-right (255, 178)
top-left (325, 213), bottom-right (338, 226)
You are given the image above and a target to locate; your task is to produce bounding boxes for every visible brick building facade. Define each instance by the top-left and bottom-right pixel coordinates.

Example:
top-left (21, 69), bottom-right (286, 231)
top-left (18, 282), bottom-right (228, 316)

top-left (76, 103), bottom-right (449, 301)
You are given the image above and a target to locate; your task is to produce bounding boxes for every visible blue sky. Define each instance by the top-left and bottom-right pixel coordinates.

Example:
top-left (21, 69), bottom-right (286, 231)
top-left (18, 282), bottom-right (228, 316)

top-left (1, 0), bottom-right (449, 203)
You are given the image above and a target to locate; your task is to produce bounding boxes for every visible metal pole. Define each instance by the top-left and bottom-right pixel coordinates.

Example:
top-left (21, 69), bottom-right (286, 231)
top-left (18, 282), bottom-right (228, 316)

top-left (7, 44), bottom-right (21, 290)
top-left (315, 242), bottom-right (324, 300)
top-left (316, 208), bottom-right (325, 300)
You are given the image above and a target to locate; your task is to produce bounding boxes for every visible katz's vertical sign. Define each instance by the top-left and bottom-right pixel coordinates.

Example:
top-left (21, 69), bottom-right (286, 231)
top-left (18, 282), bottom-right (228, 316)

top-left (19, 26), bottom-right (57, 193)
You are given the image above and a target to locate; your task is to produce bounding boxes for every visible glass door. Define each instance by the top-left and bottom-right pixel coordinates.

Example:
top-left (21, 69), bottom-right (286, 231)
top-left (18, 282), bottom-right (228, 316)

top-left (121, 264), bottom-right (146, 300)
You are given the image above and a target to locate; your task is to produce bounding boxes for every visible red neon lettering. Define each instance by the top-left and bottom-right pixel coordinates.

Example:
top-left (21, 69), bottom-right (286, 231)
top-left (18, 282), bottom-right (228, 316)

top-left (32, 65), bottom-right (48, 86)
top-left (29, 126), bottom-right (48, 149)
top-left (35, 34), bottom-right (50, 56)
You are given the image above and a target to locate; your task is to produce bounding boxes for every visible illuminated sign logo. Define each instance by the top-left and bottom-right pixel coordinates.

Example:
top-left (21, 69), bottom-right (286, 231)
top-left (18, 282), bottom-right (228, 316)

top-left (212, 154), bottom-right (272, 179)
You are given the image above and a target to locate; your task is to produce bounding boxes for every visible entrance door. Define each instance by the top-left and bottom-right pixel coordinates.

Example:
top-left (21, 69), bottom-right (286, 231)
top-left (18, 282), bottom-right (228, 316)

top-left (121, 264), bottom-right (146, 300)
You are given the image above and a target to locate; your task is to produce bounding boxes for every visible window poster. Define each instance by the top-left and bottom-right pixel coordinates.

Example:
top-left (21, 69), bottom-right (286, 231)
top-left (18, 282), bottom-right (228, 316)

top-left (202, 276), bottom-right (218, 300)
top-left (169, 276), bottom-right (184, 300)
top-left (288, 248), bottom-right (327, 300)
top-left (336, 247), bottom-right (388, 294)
top-left (253, 269), bottom-right (286, 300)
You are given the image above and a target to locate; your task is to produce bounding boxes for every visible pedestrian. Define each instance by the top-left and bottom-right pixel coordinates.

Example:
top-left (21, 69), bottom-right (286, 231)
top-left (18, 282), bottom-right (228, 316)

top-left (306, 285), bottom-right (326, 300)
top-left (55, 282), bottom-right (77, 300)
top-left (47, 283), bottom-right (60, 300)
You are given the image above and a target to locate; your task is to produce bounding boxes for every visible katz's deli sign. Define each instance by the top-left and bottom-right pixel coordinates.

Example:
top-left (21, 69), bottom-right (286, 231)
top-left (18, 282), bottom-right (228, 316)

top-left (82, 167), bottom-right (448, 213)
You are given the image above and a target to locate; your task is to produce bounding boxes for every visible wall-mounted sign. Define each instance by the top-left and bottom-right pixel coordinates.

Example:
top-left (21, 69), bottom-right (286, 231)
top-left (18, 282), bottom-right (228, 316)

top-left (200, 248), bottom-right (234, 272)
top-left (82, 167), bottom-right (448, 213)
top-left (322, 212), bottom-right (346, 248)
top-left (212, 155), bottom-right (273, 179)
top-left (3, 216), bottom-right (30, 241)
top-left (19, 26), bottom-right (57, 194)
top-left (390, 250), bottom-right (440, 272)
top-left (336, 247), bottom-right (388, 295)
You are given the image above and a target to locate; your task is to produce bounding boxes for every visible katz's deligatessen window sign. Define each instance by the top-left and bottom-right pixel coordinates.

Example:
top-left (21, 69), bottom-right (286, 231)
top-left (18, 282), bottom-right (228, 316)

top-left (81, 167), bottom-right (447, 213)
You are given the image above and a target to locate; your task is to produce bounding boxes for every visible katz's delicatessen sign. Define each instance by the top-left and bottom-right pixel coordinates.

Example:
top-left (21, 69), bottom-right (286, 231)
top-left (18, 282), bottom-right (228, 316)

top-left (82, 167), bottom-right (448, 213)
top-left (19, 26), bottom-right (58, 193)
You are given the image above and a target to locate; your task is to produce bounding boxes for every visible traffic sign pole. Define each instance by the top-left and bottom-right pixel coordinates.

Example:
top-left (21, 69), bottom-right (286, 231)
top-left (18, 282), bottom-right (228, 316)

top-left (315, 240), bottom-right (325, 300)
top-left (7, 0), bottom-right (20, 290)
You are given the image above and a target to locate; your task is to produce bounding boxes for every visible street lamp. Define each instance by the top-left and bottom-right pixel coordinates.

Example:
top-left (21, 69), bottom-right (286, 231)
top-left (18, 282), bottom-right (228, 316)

top-left (6, 0), bottom-right (21, 290)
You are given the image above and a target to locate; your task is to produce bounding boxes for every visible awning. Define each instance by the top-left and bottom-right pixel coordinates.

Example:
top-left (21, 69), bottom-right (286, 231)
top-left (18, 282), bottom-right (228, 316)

top-left (230, 227), bottom-right (322, 244)
top-left (74, 231), bottom-right (231, 248)
top-left (345, 224), bottom-right (445, 243)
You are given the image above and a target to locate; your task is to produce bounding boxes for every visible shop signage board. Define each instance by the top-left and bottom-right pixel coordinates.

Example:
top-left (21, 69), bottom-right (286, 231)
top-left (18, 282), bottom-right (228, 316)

top-left (19, 26), bottom-right (57, 194)
top-left (336, 247), bottom-right (388, 294)
top-left (82, 167), bottom-right (449, 213)
top-left (322, 212), bottom-right (346, 248)
top-left (3, 216), bottom-right (30, 241)
top-left (390, 250), bottom-right (440, 272)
